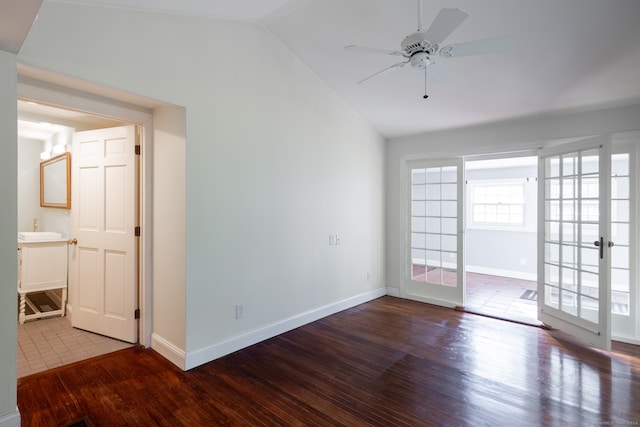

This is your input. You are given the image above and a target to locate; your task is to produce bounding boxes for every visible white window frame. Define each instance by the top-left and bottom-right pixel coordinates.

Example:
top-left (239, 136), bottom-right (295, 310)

top-left (467, 178), bottom-right (537, 232)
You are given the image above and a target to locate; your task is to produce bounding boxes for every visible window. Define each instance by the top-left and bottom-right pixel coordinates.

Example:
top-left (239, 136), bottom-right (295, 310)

top-left (468, 179), bottom-right (531, 229)
top-left (471, 182), bottom-right (525, 226)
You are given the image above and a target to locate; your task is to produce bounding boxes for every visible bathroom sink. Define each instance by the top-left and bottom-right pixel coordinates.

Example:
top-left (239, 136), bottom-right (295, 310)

top-left (18, 231), bottom-right (64, 241)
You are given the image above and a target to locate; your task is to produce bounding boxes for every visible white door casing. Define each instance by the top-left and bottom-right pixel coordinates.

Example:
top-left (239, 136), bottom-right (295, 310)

top-left (406, 158), bottom-right (465, 307)
top-left (69, 125), bottom-right (138, 343)
top-left (538, 136), bottom-right (611, 350)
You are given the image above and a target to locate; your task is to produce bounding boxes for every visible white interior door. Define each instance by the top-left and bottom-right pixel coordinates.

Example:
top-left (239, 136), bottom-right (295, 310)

top-left (69, 125), bottom-right (138, 343)
top-left (538, 136), bottom-right (611, 350)
top-left (407, 159), bottom-right (465, 307)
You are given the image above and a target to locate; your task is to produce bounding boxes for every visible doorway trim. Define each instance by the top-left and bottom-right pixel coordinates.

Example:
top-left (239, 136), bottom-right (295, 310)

top-left (17, 70), bottom-right (155, 347)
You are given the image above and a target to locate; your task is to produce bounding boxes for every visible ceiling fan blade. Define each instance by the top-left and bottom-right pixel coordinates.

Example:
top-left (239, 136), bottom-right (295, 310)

top-left (345, 45), bottom-right (405, 56)
top-left (424, 8), bottom-right (469, 44)
top-left (357, 61), bottom-right (409, 84)
top-left (439, 36), bottom-right (517, 58)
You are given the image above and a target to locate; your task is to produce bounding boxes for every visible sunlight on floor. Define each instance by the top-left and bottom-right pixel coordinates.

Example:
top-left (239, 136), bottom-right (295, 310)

top-left (465, 272), bottom-right (538, 323)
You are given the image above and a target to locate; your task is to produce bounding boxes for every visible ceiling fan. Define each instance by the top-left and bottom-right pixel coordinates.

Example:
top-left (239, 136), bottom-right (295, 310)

top-left (345, 1), bottom-right (515, 98)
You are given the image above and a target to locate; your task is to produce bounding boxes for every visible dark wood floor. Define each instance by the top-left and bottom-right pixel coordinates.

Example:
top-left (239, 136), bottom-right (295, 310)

top-left (17, 296), bottom-right (640, 426)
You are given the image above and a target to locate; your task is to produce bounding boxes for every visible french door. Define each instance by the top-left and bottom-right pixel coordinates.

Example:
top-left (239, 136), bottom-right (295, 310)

top-left (407, 158), bottom-right (464, 307)
top-left (538, 136), bottom-right (612, 350)
top-left (610, 137), bottom-right (636, 342)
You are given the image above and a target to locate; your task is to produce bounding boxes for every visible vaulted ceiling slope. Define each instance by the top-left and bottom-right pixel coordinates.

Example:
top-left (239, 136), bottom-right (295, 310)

top-left (8, 0), bottom-right (640, 138)
top-left (0, 0), bottom-right (41, 53)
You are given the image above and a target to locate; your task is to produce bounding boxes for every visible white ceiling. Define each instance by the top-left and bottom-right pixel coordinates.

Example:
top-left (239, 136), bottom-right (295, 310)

top-left (18, 0), bottom-right (640, 138)
top-left (17, 99), bottom-right (124, 141)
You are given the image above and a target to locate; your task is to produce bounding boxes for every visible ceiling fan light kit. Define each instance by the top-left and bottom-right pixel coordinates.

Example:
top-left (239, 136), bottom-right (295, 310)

top-left (345, 1), bottom-right (515, 98)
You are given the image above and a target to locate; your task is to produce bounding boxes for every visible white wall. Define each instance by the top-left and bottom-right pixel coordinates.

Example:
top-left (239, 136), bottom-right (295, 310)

top-left (152, 105), bottom-right (187, 366)
top-left (386, 103), bottom-right (640, 294)
top-left (17, 2), bottom-right (385, 368)
top-left (17, 137), bottom-right (40, 233)
top-left (0, 50), bottom-right (19, 424)
top-left (18, 127), bottom-right (74, 238)
top-left (465, 164), bottom-right (537, 280)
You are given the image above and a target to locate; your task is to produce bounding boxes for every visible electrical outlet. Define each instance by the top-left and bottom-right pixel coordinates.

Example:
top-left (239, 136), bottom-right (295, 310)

top-left (520, 258), bottom-right (527, 266)
top-left (366, 272), bottom-right (371, 282)
top-left (235, 304), bottom-right (244, 319)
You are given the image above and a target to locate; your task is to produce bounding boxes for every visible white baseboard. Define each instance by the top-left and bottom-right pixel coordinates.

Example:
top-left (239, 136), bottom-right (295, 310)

top-left (386, 286), bottom-right (400, 297)
top-left (612, 336), bottom-right (640, 346)
top-left (404, 293), bottom-right (457, 308)
top-left (0, 409), bottom-right (20, 427)
top-left (466, 265), bottom-right (536, 281)
top-left (151, 334), bottom-right (186, 370)
top-left (184, 288), bottom-right (386, 370)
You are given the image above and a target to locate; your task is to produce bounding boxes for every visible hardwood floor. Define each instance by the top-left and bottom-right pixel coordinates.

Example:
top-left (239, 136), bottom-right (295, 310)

top-left (17, 296), bottom-right (640, 426)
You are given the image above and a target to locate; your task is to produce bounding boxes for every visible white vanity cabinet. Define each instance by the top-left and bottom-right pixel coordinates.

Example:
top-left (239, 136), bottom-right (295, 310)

top-left (17, 238), bottom-right (68, 324)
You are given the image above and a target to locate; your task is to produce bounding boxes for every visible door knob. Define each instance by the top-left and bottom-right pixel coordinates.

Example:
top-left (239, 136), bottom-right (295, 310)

top-left (68, 238), bottom-right (78, 245)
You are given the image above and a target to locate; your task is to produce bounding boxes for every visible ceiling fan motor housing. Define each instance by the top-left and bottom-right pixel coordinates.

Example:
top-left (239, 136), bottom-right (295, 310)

top-left (401, 32), bottom-right (438, 69)
top-left (410, 52), bottom-right (432, 69)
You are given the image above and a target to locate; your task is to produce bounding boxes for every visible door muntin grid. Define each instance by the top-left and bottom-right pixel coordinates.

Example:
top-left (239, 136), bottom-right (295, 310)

top-left (611, 153), bottom-right (631, 316)
top-left (543, 149), bottom-right (601, 323)
top-left (411, 166), bottom-right (458, 287)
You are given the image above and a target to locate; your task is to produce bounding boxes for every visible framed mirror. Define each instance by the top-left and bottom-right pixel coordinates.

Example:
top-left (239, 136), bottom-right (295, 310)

top-left (40, 152), bottom-right (71, 209)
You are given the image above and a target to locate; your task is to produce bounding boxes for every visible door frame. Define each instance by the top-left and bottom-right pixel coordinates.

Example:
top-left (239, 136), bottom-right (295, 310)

top-left (17, 73), bottom-right (154, 347)
top-left (399, 137), bottom-right (638, 346)
top-left (462, 151), bottom-right (539, 320)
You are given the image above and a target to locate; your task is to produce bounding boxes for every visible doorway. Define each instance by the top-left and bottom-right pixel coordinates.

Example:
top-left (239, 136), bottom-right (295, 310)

top-left (16, 86), bottom-right (150, 376)
top-left (463, 155), bottom-right (539, 324)
top-left (406, 137), bottom-right (638, 348)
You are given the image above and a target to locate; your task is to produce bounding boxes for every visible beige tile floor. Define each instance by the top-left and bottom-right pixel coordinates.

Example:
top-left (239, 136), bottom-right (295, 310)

top-left (464, 271), bottom-right (539, 324)
top-left (17, 316), bottom-right (133, 378)
top-left (412, 267), bottom-right (539, 323)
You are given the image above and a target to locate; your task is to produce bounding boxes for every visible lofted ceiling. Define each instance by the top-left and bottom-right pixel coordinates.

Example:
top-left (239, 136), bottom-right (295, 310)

top-left (0, 0), bottom-right (41, 53)
top-left (14, 0), bottom-right (640, 139)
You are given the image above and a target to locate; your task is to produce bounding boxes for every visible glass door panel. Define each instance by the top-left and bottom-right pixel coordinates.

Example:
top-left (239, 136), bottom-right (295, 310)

top-left (538, 137), bottom-right (611, 350)
top-left (408, 159), bottom-right (464, 306)
top-left (609, 134), bottom-right (637, 341)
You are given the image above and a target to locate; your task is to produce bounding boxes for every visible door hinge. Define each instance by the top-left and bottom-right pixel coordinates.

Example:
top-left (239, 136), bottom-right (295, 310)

top-left (135, 145), bottom-right (141, 155)
top-left (134, 308), bottom-right (140, 319)
top-left (135, 226), bottom-right (141, 237)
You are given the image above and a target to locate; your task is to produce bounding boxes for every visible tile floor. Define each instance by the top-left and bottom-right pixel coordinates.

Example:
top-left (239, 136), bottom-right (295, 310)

top-left (412, 265), bottom-right (539, 324)
top-left (464, 271), bottom-right (539, 324)
top-left (17, 316), bottom-right (133, 378)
